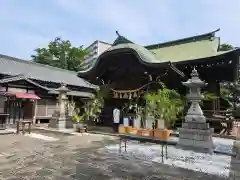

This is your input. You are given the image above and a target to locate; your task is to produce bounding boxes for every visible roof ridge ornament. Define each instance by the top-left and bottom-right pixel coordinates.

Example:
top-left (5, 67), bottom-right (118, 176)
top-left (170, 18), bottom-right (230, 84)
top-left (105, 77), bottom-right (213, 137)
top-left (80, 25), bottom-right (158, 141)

top-left (191, 67), bottom-right (199, 77)
top-left (113, 30), bottom-right (133, 46)
top-left (116, 31), bottom-right (120, 37)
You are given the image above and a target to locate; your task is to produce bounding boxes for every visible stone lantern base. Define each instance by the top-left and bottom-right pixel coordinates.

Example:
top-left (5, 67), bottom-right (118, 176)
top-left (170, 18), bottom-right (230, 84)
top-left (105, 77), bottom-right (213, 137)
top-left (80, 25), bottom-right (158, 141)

top-left (49, 117), bottom-right (73, 129)
top-left (178, 121), bottom-right (214, 153)
top-left (49, 111), bottom-right (73, 129)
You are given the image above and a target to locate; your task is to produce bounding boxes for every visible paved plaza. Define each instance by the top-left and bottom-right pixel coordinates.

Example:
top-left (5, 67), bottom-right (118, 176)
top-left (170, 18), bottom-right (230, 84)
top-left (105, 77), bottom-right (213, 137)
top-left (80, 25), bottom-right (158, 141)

top-left (0, 129), bottom-right (239, 180)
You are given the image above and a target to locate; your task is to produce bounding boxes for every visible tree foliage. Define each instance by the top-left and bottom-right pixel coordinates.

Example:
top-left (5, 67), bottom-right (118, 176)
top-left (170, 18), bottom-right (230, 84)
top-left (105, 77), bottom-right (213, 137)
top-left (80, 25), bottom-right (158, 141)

top-left (31, 37), bottom-right (88, 71)
top-left (144, 83), bottom-right (183, 127)
top-left (219, 43), bottom-right (234, 51)
top-left (69, 85), bottom-right (108, 123)
top-left (202, 91), bottom-right (217, 101)
top-left (83, 85), bottom-right (109, 120)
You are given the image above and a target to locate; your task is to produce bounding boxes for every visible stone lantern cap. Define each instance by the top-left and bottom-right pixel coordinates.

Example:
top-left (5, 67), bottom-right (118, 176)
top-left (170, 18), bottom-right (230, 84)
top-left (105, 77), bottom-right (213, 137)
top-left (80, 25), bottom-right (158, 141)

top-left (55, 82), bottom-right (70, 93)
top-left (182, 68), bottom-right (207, 87)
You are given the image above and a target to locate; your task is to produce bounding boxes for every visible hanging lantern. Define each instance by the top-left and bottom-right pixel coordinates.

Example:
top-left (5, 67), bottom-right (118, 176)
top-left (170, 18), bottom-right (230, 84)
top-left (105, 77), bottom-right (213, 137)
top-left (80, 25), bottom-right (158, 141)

top-left (133, 92), bottom-right (138, 98)
top-left (123, 93), bottom-right (128, 99)
top-left (129, 92), bottom-right (132, 99)
top-left (113, 92), bottom-right (118, 98)
top-left (140, 90), bottom-right (145, 95)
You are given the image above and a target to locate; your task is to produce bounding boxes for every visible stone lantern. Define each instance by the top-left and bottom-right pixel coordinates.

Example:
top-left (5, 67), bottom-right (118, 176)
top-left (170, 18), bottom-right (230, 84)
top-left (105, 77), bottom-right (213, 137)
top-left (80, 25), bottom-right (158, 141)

top-left (55, 82), bottom-right (71, 129)
top-left (183, 68), bottom-right (206, 123)
top-left (178, 68), bottom-right (214, 153)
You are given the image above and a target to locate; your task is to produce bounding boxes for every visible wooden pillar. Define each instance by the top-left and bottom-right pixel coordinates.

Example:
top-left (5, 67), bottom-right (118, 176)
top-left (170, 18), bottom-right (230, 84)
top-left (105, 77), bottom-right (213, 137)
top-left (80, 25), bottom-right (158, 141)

top-left (216, 82), bottom-right (220, 112)
top-left (33, 100), bottom-right (37, 124)
top-left (233, 55), bottom-right (240, 81)
top-left (45, 99), bottom-right (48, 117)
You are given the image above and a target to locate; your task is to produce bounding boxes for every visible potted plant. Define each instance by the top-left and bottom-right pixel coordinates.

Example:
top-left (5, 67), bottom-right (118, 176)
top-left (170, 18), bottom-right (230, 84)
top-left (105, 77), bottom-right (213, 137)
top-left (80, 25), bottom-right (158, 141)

top-left (72, 114), bottom-right (85, 132)
top-left (144, 83), bottom-right (183, 139)
top-left (84, 85), bottom-right (108, 123)
top-left (135, 106), bottom-right (146, 136)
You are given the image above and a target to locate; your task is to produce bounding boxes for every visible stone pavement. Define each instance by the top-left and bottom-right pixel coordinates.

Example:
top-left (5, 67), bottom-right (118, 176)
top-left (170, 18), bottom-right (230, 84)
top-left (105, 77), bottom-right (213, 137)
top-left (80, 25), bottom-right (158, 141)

top-left (0, 130), bottom-right (239, 180)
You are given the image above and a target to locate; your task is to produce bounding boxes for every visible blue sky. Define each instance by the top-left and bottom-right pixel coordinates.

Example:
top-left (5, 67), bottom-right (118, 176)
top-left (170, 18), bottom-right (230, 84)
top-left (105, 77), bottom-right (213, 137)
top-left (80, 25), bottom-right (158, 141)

top-left (0, 0), bottom-right (240, 60)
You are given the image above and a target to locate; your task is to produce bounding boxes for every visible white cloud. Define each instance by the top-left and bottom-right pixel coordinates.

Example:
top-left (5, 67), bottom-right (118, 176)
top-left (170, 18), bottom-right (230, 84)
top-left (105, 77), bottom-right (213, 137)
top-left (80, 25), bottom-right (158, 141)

top-left (53, 0), bottom-right (240, 45)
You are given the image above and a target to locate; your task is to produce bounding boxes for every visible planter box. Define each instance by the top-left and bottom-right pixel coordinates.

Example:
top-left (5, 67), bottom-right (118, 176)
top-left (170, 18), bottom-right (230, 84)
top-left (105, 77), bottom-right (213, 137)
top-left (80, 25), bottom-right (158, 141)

top-left (141, 129), bottom-right (151, 136)
top-left (125, 126), bottom-right (133, 134)
top-left (154, 129), bottom-right (172, 140)
top-left (118, 125), bottom-right (126, 134)
top-left (136, 129), bottom-right (153, 136)
top-left (137, 129), bottom-right (143, 136)
top-left (73, 123), bottom-right (85, 133)
top-left (129, 127), bottom-right (138, 135)
top-left (149, 129), bottom-right (154, 136)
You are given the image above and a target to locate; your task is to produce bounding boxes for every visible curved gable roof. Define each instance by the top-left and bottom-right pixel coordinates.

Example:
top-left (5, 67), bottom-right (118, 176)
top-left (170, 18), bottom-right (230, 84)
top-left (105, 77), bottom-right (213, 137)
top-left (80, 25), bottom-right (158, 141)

top-left (79, 32), bottom-right (167, 75)
top-left (106, 43), bottom-right (160, 63)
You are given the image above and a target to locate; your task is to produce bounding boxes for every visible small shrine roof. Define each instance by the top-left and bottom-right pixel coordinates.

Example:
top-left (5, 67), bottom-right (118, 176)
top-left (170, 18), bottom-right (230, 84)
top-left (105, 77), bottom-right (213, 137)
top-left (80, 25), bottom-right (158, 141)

top-left (0, 54), bottom-right (96, 89)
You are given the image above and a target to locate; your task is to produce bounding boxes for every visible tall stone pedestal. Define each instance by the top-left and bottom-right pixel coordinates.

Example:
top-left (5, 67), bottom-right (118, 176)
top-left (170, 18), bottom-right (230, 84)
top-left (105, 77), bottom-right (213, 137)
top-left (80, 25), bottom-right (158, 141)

top-left (56, 118), bottom-right (65, 129)
top-left (178, 121), bottom-right (214, 153)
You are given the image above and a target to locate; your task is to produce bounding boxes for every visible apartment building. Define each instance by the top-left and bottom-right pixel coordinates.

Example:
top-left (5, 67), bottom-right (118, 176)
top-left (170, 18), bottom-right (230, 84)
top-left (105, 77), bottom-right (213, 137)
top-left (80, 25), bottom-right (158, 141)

top-left (83, 40), bottom-right (112, 69)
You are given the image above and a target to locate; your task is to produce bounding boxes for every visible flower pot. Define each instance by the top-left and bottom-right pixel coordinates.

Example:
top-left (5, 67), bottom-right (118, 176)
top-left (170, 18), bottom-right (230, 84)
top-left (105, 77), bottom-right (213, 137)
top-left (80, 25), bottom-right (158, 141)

top-left (149, 129), bottom-right (154, 136)
top-left (73, 122), bottom-right (84, 133)
top-left (118, 125), bottom-right (126, 134)
top-left (154, 129), bottom-right (172, 140)
top-left (130, 127), bottom-right (138, 135)
top-left (141, 129), bottom-right (151, 136)
top-left (125, 126), bottom-right (133, 134)
top-left (137, 129), bottom-right (143, 136)
top-left (73, 123), bottom-right (80, 132)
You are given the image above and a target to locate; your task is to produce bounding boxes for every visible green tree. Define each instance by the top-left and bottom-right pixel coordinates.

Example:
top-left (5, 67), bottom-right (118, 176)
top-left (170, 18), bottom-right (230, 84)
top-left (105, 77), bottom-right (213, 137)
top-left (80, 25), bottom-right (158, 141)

top-left (219, 43), bottom-right (234, 51)
top-left (31, 37), bottom-right (88, 71)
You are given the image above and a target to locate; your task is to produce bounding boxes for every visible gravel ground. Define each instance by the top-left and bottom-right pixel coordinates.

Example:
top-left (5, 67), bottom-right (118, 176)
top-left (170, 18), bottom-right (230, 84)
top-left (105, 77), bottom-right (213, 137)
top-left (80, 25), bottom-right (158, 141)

top-left (0, 131), bottom-right (239, 180)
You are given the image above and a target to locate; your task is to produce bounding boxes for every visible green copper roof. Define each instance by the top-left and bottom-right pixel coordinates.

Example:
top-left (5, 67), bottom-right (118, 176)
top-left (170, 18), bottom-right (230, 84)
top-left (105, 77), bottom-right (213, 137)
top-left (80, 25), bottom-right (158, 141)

top-left (149, 37), bottom-right (220, 62)
top-left (79, 32), bottom-right (166, 74)
top-left (79, 29), bottom-right (236, 76)
top-left (105, 43), bottom-right (160, 63)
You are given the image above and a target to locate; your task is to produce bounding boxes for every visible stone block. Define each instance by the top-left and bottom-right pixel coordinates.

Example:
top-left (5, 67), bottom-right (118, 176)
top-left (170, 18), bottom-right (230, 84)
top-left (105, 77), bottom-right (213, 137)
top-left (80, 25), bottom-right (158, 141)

top-left (181, 122), bottom-right (210, 130)
top-left (49, 117), bottom-right (58, 128)
top-left (233, 141), bottom-right (240, 159)
top-left (65, 117), bottom-right (73, 129)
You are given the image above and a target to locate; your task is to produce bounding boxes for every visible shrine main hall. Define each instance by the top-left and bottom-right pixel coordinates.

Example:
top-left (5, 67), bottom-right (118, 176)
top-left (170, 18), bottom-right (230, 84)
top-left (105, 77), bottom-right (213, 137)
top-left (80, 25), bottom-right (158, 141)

top-left (78, 29), bottom-right (240, 125)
